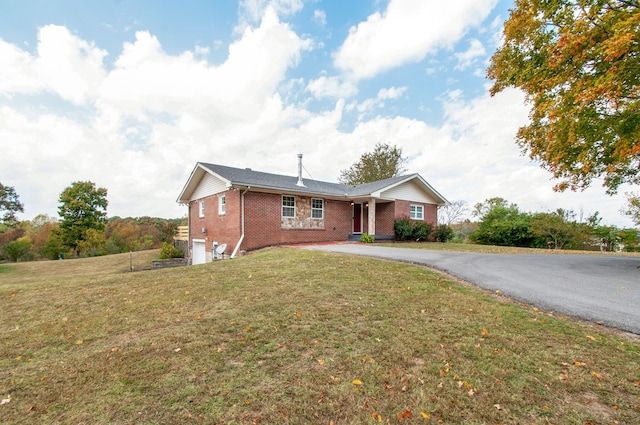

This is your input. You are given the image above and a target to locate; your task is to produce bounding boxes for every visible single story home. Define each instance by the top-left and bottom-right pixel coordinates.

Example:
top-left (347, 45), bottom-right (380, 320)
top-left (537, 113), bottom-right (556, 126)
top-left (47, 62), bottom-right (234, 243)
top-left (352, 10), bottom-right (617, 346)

top-left (177, 155), bottom-right (448, 264)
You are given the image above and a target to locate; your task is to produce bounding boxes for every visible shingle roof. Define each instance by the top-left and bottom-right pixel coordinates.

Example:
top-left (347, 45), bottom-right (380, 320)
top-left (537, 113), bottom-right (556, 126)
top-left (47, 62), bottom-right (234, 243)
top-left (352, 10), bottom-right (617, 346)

top-left (200, 162), bottom-right (350, 196)
top-left (178, 162), bottom-right (448, 205)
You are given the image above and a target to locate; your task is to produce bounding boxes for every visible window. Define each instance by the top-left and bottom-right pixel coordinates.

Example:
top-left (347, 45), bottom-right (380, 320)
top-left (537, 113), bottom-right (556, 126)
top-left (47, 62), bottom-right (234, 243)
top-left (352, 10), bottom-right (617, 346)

top-left (199, 200), bottom-right (205, 218)
top-left (410, 204), bottom-right (424, 220)
top-left (311, 198), bottom-right (324, 219)
top-left (282, 195), bottom-right (295, 217)
top-left (218, 195), bottom-right (226, 215)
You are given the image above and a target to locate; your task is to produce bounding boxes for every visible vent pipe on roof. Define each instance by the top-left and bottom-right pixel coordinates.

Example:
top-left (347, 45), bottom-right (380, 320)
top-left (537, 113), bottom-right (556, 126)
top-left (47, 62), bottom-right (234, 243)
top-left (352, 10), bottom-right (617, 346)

top-left (296, 154), bottom-right (305, 187)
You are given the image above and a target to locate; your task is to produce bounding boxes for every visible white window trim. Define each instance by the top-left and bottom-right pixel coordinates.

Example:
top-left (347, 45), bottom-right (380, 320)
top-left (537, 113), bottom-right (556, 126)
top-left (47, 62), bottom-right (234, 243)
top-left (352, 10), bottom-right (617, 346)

top-left (410, 204), bottom-right (424, 220)
top-left (199, 200), bottom-right (205, 218)
top-left (218, 195), bottom-right (226, 215)
top-left (282, 195), bottom-right (296, 218)
top-left (311, 198), bottom-right (324, 219)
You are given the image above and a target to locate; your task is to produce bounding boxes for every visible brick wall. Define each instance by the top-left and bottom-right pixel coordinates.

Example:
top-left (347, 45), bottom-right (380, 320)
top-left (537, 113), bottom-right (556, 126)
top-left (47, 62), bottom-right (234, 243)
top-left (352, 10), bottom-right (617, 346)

top-left (189, 189), bottom-right (242, 256)
top-left (375, 202), bottom-right (395, 237)
top-left (243, 192), bottom-right (353, 250)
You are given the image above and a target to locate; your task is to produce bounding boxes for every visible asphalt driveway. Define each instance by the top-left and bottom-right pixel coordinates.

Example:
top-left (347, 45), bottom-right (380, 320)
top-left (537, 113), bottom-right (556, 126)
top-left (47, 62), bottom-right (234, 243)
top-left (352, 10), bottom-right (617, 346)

top-left (301, 244), bottom-right (640, 335)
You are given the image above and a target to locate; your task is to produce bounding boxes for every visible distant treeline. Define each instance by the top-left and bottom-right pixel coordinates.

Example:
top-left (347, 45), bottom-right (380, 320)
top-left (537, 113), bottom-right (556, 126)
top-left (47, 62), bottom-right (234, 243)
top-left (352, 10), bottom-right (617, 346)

top-left (0, 215), bottom-right (186, 262)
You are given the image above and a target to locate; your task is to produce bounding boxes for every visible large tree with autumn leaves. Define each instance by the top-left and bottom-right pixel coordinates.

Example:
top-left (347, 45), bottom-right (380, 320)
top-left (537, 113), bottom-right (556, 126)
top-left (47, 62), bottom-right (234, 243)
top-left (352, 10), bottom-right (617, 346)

top-left (488, 0), bottom-right (639, 194)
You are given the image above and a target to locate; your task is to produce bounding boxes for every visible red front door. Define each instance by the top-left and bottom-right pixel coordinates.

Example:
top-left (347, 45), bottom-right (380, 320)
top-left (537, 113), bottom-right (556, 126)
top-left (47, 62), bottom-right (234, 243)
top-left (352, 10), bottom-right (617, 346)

top-left (353, 204), bottom-right (362, 233)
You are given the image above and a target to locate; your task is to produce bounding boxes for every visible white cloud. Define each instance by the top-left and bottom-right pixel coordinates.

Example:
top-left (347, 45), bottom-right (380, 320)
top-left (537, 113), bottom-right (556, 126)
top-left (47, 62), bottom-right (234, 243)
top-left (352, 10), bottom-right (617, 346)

top-left (99, 8), bottom-right (311, 121)
top-left (0, 38), bottom-right (42, 94)
top-left (0, 25), bottom-right (107, 104)
top-left (334, 0), bottom-right (498, 80)
top-left (194, 45), bottom-right (210, 57)
top-left (378, 86), bottom-right (406, 100)
top-left (306, 75), bottom-right (358, 99)
top-left (237, 0), bottom-right (304, 31)
top-left (355, 86), bottom-right (407, 117)
top-left (313, 9), bottom-right (327, 27)
top-left (454, 38), bottom-right (486, 70)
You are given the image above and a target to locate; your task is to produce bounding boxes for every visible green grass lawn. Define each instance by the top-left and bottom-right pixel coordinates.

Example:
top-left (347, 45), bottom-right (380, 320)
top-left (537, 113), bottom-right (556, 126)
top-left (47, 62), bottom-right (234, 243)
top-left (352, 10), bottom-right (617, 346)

top-left (1, 248), bottom-right (638, 424)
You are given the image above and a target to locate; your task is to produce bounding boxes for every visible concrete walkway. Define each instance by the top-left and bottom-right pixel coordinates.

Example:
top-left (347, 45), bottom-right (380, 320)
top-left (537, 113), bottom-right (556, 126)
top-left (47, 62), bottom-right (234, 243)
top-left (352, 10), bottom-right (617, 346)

top-left (301, 243), bottom-right (640, 335)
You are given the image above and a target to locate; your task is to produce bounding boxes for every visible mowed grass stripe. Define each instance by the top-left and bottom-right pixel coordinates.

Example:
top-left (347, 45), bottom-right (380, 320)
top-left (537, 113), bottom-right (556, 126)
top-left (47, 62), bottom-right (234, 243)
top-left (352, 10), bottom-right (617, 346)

top-left (0, 248), bottom-right (638, 424)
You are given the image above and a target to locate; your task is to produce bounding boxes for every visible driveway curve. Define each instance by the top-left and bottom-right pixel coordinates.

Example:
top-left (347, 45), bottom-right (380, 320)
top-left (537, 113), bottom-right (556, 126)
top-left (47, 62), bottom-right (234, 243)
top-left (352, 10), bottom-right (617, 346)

top-left (301, 244), bottom-right (640, 335)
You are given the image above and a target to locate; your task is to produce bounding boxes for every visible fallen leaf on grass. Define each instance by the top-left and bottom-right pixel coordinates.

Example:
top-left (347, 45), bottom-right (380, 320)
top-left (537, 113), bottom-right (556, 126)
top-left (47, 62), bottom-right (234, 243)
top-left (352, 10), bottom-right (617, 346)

top-left (1, 395), bottom-right (10, 405)
top-left (591, 371), bottom-right (603, 380)
top-left (398, 409), bottom-right (412, 420)
top-left (352, 379), bottom-right (362, 386)
top-left (420, 412), bottom-right (431, 418)
top-left (481, 328), bottom-right (489, 337)
top-left (586, 335), bottom-right (596, 341)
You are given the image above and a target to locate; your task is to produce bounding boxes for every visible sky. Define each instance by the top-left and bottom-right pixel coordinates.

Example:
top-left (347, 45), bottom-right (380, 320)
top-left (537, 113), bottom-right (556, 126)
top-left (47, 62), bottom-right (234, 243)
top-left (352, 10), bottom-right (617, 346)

top-left (0, 0), bottom-right (635, 227)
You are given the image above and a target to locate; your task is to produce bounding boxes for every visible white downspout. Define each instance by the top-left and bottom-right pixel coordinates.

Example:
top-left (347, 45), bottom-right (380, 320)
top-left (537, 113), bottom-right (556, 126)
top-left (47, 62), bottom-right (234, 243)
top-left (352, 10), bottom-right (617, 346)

top-left (231, 188), bottom-right (248, 258)
top-left (187, 203), bottom-right (191, 260)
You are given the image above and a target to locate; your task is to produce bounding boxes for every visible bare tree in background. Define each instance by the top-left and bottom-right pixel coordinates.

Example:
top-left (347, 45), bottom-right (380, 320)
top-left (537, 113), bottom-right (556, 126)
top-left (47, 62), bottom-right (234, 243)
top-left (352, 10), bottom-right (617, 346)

top-left (438, 200), bottom-right (468, 226)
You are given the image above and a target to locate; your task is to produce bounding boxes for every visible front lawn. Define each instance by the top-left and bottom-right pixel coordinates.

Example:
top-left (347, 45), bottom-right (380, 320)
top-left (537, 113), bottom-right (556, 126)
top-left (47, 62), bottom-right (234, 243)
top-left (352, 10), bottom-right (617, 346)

top-left (1, 248), bottom-right (638, 424)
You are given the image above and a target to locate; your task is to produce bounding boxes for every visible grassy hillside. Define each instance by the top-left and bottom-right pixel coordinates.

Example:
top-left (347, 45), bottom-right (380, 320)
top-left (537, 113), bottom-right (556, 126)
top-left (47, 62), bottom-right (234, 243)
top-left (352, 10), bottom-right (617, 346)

top-left (1, 248), bottom-right (638, 424)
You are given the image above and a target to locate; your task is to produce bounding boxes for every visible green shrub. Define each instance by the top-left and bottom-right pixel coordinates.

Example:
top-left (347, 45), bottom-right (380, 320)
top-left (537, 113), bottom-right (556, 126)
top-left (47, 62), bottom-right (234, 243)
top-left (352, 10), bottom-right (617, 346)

top-left (3, 238), bottom-right (32, 262)
top-left (159, 242), bottom-right (184, 259)
top-left (435, 224), bottom-right (454, 242)
top-left (393, 217), bottom-right (433, 241)
top-left (360, 233), bottom-right (375, 243)
top-left (393, 217), bottom-right (415, 241)
top-left (412, 221), bottom-right (433, 241)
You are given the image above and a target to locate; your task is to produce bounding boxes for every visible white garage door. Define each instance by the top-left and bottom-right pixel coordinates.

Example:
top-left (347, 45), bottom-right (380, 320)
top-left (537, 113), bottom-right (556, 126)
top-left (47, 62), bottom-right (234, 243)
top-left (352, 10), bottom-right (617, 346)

top-left (192, 240), bottom-right (206, 265)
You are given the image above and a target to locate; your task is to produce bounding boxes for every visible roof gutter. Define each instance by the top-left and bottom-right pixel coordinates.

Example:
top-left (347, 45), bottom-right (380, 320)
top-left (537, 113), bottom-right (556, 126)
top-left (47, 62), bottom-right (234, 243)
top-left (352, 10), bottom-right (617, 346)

top-left (231, 187), bottom-right (248, 259)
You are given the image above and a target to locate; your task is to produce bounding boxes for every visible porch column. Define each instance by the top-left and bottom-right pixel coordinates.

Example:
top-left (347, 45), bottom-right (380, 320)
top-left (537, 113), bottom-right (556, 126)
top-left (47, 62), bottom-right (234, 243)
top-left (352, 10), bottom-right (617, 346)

top-left (368, 198), bottom-right (376, 237)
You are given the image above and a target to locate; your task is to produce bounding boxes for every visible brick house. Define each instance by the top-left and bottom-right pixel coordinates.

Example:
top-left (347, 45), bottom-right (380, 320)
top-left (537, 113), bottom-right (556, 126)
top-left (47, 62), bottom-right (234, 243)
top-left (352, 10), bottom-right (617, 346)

top-left (176, 157), bottom-right (448, 264)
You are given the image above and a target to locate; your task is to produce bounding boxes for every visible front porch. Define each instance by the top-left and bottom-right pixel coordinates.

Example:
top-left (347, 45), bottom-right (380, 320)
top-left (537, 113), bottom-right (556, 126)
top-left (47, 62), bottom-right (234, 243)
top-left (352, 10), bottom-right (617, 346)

top-left (350, 199), bottom-right (395, 240)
